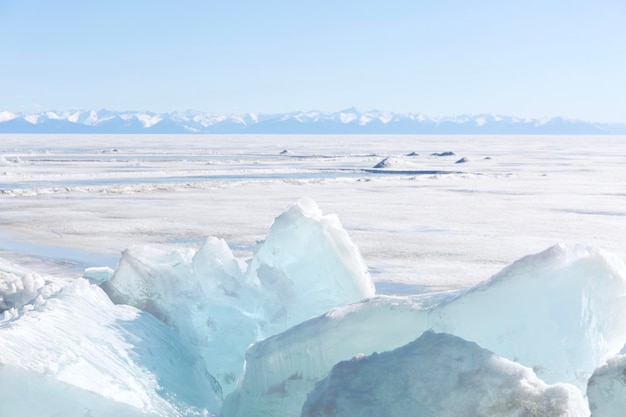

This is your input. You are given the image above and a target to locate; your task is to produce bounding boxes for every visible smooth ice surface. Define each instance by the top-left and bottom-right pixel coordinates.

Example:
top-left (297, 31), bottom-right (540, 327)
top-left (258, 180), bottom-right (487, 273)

top-left (301, 331), bottom-right (588, 417)
top-left (223, 244), bottom-right (626, 416)
top-left (0, 366), bottom-right (158, 417)
top-left (102, 198), bottom-right (374, 393)
top-left (587, 355), bottom-right (626, 417)
top-left (0, 259), bottom-right (222, 417)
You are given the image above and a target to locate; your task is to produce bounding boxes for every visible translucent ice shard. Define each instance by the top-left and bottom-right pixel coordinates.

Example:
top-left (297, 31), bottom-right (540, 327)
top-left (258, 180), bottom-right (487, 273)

top-left (102, 198), bottom-right (374, 394)
top-left (247, 196), bottom-right (374, 335)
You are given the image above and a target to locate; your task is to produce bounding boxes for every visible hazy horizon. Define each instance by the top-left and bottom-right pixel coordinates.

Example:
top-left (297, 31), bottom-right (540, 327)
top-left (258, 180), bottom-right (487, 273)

top-left (2, 107), bottom-right (625, 125)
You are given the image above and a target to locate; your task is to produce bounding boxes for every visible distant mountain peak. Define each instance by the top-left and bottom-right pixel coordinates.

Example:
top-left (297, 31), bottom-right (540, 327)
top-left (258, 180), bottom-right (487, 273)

top-left (0, 109), bottom-right (624, 134)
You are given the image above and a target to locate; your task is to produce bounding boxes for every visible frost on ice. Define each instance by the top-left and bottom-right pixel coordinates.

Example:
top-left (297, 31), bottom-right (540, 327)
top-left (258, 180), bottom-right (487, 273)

top-left (301, 331), bottom-right (588, 417)
top-left (0, 260), bottom-right (221, 417)
top-left (102, 197), bottom-right (374, 393)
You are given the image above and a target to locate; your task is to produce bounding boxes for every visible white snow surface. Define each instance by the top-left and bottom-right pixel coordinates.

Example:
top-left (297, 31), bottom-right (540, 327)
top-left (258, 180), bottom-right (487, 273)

top-left (2, 134), bottom-right (626, 290)
top-left (0, 259), bottom-right (222, 417)
top-left (222, 244), bottom-right (626, 416)
top-left (587, 355), bottom-right (626, 417)
top-left (102, 198), bottom-right (374, 394)
top-left (301, 331), bottom-right (588, 417)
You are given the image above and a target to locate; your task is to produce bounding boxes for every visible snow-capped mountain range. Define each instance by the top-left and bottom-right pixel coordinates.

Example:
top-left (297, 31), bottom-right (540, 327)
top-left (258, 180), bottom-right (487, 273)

top-left (0, 109), bottom-right (624, 134)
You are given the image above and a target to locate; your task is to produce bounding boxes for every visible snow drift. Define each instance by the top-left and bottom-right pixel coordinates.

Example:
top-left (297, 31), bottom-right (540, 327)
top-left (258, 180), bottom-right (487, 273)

top-left (0, 259), bottom-right (222, 417)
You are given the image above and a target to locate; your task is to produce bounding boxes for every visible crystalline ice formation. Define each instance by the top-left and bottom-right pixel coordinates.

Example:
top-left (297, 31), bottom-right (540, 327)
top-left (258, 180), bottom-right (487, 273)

top-left (102, 198), bottom-right (374, 393)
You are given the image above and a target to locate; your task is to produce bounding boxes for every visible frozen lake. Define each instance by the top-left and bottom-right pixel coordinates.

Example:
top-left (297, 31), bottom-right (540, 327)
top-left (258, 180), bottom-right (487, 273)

top-left (1, 134), bottom-right (625, 290)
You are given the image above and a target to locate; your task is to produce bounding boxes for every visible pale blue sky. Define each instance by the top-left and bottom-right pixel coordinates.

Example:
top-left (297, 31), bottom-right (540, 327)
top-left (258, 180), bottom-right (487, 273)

top-left (1, 0), bottom-right (625, 122)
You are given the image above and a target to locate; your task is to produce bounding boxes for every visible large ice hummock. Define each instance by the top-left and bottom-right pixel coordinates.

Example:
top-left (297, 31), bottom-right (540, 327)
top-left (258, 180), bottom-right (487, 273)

top-left (434, 244), bottom-right (626, 387)
top-left (222, 244), bottom-right (626, 416)
top-left (102, 198), bottom-right (374, 393)
top-left (0, 259), bottom-right (222, 417)
top-left (301, 331), bottom-right (588, 417)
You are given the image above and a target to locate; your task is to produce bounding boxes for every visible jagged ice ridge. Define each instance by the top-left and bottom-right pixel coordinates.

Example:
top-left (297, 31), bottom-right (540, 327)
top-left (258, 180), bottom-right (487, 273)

top-left (2, 199), bottom-right (626, 417)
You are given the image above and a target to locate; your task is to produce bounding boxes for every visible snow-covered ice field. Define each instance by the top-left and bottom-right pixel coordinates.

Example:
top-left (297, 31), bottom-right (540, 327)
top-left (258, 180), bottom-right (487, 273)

top-left (2, 134), bottom-right (626, 417)
top-left (1, 134), bottom-right (625, 290)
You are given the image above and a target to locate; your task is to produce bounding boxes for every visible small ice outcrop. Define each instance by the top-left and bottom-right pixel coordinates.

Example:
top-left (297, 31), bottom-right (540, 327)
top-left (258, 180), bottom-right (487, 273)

top-left (371, 156), bottom-right (419, 170)
top-left (587, 355), bottom-right (626, 417)
top-left (372, 156), bottom-right (396, 168)
top-left (102, 198), bottom-right (374, 394)
top-left (82, 266), bottom-right (115, 284)
top-left (301, 331), bottom-right (589, 417)
top-left (455, 157), bottom-right (469, 163)
top-left (405, 151), bottom-right (419, 156)
top-left (431, 151), bottom-right (456, 156)
top-left (0, 155), bottom-right (13, 166)
top-left (1, 264), bottom-right (49, 313)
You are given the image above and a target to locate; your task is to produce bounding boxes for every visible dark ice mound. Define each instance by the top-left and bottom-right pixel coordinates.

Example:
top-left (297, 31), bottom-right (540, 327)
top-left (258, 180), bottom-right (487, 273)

top-left (431, 151), bottom-right (456, 157)
top-left (302, 331), bottom-right (586, 417)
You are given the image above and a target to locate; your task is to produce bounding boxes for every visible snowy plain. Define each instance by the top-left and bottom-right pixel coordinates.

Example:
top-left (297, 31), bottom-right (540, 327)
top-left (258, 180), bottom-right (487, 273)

top-left (1, 134), bottom-right (625, 289)
top-left (2, 134), bottom-right (626, 416)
